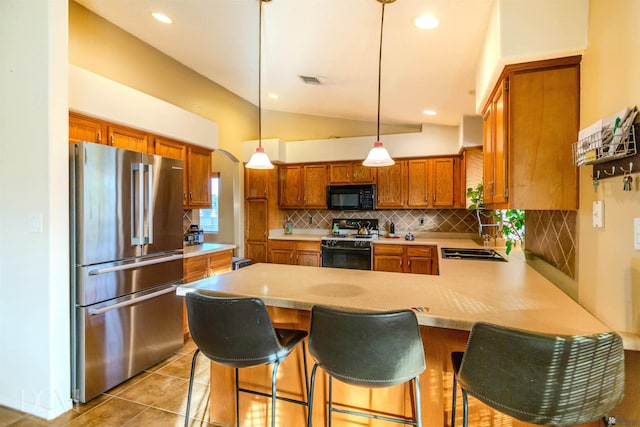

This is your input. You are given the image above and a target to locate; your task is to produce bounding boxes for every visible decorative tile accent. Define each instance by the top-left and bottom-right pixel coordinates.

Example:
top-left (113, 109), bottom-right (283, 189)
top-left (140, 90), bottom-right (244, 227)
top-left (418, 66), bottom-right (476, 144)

top-left (183, 210), bottom-right (193, 234)
top-left (525, 210), bottom-right (576, 278)
top-left (284, 209), bottom-right (479, 234)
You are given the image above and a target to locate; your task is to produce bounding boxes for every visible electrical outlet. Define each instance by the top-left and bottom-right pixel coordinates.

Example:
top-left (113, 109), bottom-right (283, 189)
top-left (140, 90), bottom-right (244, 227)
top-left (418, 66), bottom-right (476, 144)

top-left (419, 218), bottom-right (424, 226)
top-left (308, 215), bottom-right (313, 224)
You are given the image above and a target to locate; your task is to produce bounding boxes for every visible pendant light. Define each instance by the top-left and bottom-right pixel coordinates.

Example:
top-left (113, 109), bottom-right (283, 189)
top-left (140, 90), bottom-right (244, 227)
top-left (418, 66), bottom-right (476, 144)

top-left (246, 0), bottom-right (275, 169)
top-left (363, 0), bottom-right (395, 167)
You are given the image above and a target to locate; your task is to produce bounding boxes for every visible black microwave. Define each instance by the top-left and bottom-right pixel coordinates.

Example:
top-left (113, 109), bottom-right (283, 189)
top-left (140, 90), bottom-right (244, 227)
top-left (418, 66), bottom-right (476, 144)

top-left (326, 184), bottom-right (376, 211)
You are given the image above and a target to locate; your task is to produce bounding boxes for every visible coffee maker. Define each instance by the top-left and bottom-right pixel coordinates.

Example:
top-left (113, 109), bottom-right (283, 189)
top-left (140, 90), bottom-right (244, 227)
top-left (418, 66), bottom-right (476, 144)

top-left (185, 224), bottom-right (204, 245)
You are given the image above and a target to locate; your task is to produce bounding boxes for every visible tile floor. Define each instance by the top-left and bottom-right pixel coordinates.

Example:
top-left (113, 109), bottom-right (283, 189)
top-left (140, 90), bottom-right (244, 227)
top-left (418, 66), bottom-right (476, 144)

top-left (0, 338), bottom-right (217, 426)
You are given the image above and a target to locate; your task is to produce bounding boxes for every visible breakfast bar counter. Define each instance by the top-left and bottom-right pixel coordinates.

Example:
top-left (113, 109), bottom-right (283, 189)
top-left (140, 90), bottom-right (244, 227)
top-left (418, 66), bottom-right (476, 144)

top-left (177, 253), bottom-right (612, 427)
top-left (177, 250), bottom-right (608, 336)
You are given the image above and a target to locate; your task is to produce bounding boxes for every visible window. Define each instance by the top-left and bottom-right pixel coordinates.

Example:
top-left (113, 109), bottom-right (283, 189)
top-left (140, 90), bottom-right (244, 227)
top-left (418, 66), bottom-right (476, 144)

top-left (199, 173), bottom-right (219, 233)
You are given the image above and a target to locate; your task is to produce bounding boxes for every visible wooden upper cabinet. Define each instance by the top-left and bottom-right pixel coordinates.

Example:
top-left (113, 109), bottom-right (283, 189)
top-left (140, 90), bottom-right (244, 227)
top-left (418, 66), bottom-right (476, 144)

top-left (279, 164), bottom-right (327, 208)
top-left (303, 165), bottom-right (327, 208)
top-left (107, 124), bottom-right (149, 152)
top-left (431, 158), bottom-right (456, 207)
top-left (407, 160), bottom-right (430, 208)
top-left (328, 162), bottom-right (376, 184)
top-left (185, 145), bottom-right (212, 208)
top-left (155, 136), bottom-right (187, 161)
top-left (352, 163), bottom-right (376, 183)
top-left (155, 137), bottom-right (188, 203)
top-left (69, 112), bottom-right (106, 144)
top-left (328, 163), bottom-right (352, 184)
top-left (279, 165), bottom-right (303, 208)
top-left (376, 161), bottom-right (407, 208)
top-left (407, 158), bottom-right (457, 208)
top-left (483, 83), bottom-right (507, 206)
top-left (245, 168), bottom-right (270, 199)
top-left (482, 56), bottom-right (580, 210)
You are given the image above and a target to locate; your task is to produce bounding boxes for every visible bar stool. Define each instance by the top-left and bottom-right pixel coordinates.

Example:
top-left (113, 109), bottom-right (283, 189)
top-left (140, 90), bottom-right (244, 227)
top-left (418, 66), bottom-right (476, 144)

top-left (450, 322), bottom-right (625, 427)
top-left (307, 305), bottom-right (426, 427)
top-left (184, 291), bottom-right (309, 427)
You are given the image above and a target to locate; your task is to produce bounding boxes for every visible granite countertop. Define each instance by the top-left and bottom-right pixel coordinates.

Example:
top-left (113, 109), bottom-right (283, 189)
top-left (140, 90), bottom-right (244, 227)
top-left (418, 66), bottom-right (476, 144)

top-left (183, 243), bottom-right (236, 258)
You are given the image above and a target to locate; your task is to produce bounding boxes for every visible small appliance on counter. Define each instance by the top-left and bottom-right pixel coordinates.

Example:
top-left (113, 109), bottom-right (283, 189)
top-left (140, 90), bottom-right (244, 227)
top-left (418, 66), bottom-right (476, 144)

top-left (185, 225), bottom-right (204, 245)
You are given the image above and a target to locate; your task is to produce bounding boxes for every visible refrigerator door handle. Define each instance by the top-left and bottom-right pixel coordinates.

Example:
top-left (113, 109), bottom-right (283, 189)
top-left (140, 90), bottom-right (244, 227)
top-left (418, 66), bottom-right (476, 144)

top-left (88, 253), bottom-right (184, 275)
top-left (131, 163), bottom-right (145, 245)
top-left (146, 163), bottom-right (153, 244)
top-left (87, 285), bottom-right (176, 315)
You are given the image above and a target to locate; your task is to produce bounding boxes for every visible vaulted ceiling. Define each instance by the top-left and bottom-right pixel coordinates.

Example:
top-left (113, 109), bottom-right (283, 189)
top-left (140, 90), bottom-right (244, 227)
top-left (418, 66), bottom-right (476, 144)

top-left (74, 0), bottom-right (494, 127)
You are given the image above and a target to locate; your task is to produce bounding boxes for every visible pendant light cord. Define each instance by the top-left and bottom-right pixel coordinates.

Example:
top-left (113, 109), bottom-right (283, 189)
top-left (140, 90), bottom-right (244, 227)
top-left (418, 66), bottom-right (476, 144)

top-left (377, 3), bottom-right (385, 141)
top-left (258, 0), bottom-right (263, 149)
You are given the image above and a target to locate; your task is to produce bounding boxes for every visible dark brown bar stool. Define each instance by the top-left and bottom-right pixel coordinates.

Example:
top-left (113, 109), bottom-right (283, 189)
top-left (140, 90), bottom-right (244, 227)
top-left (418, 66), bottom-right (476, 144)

top-left (307, 305), bottom-right (426, 427)
top-left (450, 322), bottom-right (625, 427)
top-left (184, 291), bottom-right (308, 427)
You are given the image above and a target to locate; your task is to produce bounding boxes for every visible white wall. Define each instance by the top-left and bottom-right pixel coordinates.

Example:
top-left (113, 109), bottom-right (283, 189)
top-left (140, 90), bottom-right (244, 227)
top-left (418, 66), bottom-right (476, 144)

top-left (475, 0), bottom-right (589, 112)
top-left (0, 0), bottom-right (71, 419)
top-left (69, 65), bottom-right (219, 149)
top-left (242, 123), bottom-right (461, 164)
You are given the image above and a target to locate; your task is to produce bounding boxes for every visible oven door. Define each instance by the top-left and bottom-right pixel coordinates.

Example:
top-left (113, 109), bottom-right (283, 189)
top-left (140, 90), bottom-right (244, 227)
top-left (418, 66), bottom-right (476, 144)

top-left (321, 244), bottom-right (372, 270)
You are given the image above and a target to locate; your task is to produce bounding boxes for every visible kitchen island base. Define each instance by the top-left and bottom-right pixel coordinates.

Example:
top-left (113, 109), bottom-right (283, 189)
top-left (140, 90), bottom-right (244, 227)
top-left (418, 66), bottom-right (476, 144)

top-left (205, 307), bottom-right (602, 427)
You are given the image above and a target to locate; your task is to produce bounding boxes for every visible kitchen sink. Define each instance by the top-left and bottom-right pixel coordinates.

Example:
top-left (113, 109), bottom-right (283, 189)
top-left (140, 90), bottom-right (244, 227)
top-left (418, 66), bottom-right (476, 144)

top-left (441, 247), bottom-right (507, 262)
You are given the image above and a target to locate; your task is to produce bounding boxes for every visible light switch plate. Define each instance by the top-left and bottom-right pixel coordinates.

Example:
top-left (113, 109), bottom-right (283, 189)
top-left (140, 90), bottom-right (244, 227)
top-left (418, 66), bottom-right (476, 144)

top-left (634, 218), bottom-right (640, 250)
top-left (593, 201), bottom-right (604, 228)
top-left (28, 213), bottom-right (43, 233)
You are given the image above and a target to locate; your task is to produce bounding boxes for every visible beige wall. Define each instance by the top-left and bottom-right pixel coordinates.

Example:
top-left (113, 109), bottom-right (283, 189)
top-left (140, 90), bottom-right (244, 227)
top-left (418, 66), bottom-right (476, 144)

top-left (578, 0), bottom-right (640, 336)
top-left (68, 1), bottom-right (415, 158)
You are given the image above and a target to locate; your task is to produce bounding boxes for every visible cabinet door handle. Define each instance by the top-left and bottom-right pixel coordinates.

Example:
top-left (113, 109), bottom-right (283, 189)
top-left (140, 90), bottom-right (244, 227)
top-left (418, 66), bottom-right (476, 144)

top-left (183, 192), bottom-right (187, 200)
top-left (189, 192), bottom-right (193, 200)
top-left (97, 131), bottom-right (101, 143)
top-left (110, 135), bottom-right (114, 145)
top-left (433, 194), bottom-right (436, 202)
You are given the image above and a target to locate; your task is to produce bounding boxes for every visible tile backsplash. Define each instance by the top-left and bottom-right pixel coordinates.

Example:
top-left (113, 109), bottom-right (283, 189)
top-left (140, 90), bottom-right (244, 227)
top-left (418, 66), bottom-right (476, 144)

top-left (525, 210), bottom-right (576, 278)
top-left (284, 209), bottom-right (479, 234)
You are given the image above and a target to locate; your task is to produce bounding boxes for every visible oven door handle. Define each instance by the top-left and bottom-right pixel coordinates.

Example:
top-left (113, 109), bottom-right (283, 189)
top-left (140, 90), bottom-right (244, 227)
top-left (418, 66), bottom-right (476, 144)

top-left (87, 285), bottom-right (176, 316)
top-left (321, 245), bottom-right (371, 251)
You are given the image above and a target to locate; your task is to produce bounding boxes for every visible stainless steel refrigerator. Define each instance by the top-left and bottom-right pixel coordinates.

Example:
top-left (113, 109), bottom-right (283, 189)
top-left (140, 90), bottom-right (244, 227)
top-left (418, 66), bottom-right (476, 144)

top-left (70, 142), bottom-right (185, 403)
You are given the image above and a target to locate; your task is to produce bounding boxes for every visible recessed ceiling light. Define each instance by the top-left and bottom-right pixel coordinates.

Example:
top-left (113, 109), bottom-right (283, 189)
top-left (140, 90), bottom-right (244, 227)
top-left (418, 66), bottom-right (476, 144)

top-left (423, 110), bottom-right (437, 116)
top-left (151, 12), bottom-right (173, 24)
top-left (414, 14), bottom-right (439, 30)
top-left (267, 93), bottom-right (279, 100)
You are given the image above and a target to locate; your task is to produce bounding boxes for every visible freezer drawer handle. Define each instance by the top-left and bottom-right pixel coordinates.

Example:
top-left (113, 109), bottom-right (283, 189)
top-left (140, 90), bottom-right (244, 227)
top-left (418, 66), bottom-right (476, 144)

top-left (87, 286), bottom-right (177, 315)
top-left (88, 254), bottom-right (183, 276)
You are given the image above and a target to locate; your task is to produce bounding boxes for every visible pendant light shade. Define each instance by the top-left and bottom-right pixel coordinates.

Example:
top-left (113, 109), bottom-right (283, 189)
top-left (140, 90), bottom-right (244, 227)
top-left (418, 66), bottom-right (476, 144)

top-left (363, 141), bottom-right (395, 166)
top-left (364, 0), bottom-right (395, 167)
top-left (246, 146), bottom-right (274, 169)
top-left (246, 0), bottom-right (274, 170)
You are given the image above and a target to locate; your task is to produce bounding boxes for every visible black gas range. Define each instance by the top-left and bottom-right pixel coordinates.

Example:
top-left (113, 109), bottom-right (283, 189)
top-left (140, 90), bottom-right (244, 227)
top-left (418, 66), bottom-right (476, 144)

top-left (321, 218), bottom-right (378, 270)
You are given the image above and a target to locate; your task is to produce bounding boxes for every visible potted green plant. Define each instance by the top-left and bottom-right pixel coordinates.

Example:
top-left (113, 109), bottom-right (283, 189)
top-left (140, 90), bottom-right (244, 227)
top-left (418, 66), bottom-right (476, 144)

top-left (466, 183), bottom-right (525, 255)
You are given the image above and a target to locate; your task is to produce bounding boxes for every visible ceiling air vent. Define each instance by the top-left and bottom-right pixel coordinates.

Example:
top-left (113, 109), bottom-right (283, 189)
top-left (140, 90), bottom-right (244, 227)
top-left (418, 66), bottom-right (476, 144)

top-left (299, 75), bottom-right (321, 85)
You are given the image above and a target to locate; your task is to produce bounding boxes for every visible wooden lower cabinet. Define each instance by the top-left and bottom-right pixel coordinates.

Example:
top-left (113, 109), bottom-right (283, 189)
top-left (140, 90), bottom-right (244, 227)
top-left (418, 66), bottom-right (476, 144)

top-left (373, 244), bottom-right (438, 275)
top-left (268, 240), bottom-right (321, 267)
top-left (182, 250), bottom-right (233, 335)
